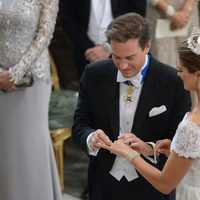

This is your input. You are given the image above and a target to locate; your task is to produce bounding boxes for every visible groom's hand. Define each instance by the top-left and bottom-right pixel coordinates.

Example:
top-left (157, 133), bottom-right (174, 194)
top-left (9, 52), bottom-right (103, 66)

top-left (118, 133), bottom-right (154, 156)
top-left (89, 129), bottom-right (112, 151)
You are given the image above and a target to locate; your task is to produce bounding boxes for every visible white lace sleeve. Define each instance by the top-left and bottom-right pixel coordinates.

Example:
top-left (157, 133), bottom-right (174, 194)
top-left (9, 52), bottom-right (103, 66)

top-left (9, 0), bottom-right (58, 84)
top-left (171, 121), bottom-right (200, 158)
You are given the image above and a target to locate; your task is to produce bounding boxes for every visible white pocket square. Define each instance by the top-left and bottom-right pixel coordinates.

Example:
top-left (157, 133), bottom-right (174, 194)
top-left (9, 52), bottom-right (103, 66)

top-left (149, 105), bottom-right (167, 117)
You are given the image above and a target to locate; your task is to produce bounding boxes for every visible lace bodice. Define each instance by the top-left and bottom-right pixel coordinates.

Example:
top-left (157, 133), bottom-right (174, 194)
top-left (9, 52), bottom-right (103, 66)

top-left (0, 0), bottom-right (58, 84)
top-left (171, 114), bottom-right (200, 200)
top-left (171, 115), bottom-right (200, 158)
top-left (171, 114), bottom-right (200, 199)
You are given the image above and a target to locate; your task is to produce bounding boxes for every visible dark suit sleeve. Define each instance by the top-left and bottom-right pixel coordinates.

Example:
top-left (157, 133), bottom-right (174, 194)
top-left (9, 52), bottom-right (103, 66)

top-left (72, 66), bottom-right (95, 154)
top-left (128, 0), bottom-right (147, 17)
top-left (59, 0), bottom-right (94, 52)
top-left (111, 0), bottom-right (147, 18)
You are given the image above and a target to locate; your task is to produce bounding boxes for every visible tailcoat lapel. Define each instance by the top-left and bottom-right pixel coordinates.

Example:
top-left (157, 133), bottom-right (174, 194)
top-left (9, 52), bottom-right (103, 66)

top-left (132, 60), bottom-right (167, 132)
top-left (99, 67), bottom-right (119, 140)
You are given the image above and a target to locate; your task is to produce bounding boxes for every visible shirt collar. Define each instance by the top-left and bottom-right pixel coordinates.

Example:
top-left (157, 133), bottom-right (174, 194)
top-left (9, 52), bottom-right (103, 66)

top-left (117, 55), bottom-right (149, 88)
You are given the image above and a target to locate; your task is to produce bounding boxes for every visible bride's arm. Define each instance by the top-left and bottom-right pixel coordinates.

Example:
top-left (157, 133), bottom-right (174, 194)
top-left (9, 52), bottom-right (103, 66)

top-left (100, 127), bottom-right (195, 194)
top-left (131, 150), bottom-right (192, 194)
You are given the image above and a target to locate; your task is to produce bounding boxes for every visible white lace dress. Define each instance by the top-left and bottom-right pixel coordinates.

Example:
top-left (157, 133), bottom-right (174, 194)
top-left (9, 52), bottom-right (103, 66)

top-left (0, 0), bottom-right (62, 200)
top-left (171, 113), bottom-right (200, 200)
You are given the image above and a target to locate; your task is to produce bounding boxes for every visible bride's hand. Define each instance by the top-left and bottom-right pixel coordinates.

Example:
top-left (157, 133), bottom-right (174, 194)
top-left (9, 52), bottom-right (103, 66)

top-left (155, 139), bottom-right (171, 157)
top-left (98, 139), bottom-right (133, 157)
top-left (118, 133), bottom-right (150, 155)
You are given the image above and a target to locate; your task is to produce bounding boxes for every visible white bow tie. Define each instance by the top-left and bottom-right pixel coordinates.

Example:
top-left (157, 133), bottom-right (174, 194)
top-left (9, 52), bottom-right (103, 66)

top-left (117, 72), bottom-right (143, 88)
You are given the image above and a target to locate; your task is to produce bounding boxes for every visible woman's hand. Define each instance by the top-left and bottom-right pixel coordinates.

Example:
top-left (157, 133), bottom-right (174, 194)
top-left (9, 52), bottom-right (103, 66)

top-left (155, 139), bottom-right (171, 157)
top-left (98, 139), bottom-right (133, 157)
top-left (118, 133), bottom-right (154, 156)
top-left (170, 10), bottom-right (190, 30)
top-left (85, 45), bottom-right (111, 63)
top-left (0, 69), bottom-right (17, 91)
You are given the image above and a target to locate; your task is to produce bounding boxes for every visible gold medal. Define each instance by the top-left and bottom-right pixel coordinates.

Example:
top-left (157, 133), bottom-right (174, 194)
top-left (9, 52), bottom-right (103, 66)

top-left (124, 81), bottom-right (133, 104)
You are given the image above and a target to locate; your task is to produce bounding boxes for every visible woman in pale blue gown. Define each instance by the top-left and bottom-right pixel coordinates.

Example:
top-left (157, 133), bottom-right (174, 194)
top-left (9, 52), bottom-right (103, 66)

top-left (99, 29), bottom-right (200, 200)
top-left (0, 0), bottom-right (62, 200)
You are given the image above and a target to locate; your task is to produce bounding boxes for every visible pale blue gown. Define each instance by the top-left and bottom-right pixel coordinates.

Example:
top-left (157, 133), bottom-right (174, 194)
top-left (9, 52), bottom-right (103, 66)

top-left (0, 0), bottom-right (62, 199)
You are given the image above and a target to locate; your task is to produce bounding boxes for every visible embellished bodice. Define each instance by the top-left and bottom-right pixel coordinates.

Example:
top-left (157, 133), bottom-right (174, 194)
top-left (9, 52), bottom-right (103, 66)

top-left (0, 0), bottom-right (58, 83)
top-left (171, 113), bottom-right (200, 193)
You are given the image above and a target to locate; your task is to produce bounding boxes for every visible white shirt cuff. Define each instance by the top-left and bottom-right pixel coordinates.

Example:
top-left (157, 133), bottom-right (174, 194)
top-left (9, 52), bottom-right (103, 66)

top-left (86, 132), bottom-right (99, 156)
top-left (143, 142), bottom-right (158, 164)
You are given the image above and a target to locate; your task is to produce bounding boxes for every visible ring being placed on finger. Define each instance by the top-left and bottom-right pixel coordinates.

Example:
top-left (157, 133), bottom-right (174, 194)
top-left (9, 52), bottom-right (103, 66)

top-left (108, 141), bottom-right (112, 146)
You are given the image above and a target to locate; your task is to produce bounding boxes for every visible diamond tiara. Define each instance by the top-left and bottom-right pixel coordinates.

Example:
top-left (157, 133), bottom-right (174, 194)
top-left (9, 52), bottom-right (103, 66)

top-left (187, 28), bottom-right (200, 56)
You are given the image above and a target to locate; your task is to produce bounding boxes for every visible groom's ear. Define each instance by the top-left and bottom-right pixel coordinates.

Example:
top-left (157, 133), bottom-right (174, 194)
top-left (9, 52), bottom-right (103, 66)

top-left (144, 40), bottom-right (151, 54)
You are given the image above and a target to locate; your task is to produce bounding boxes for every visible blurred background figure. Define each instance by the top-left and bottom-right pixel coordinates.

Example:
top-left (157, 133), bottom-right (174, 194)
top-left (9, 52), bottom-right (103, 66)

top-left (147, 0), bottom-right (199, 68)
top-left (0, 0), bottom-right (62, 200)
top-left (59, 0), bottom-right (147, 80)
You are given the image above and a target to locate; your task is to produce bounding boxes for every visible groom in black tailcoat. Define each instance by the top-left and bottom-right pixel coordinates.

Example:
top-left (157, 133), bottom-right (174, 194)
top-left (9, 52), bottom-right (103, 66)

top-left (72, 13), bottom-right (191, 200)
